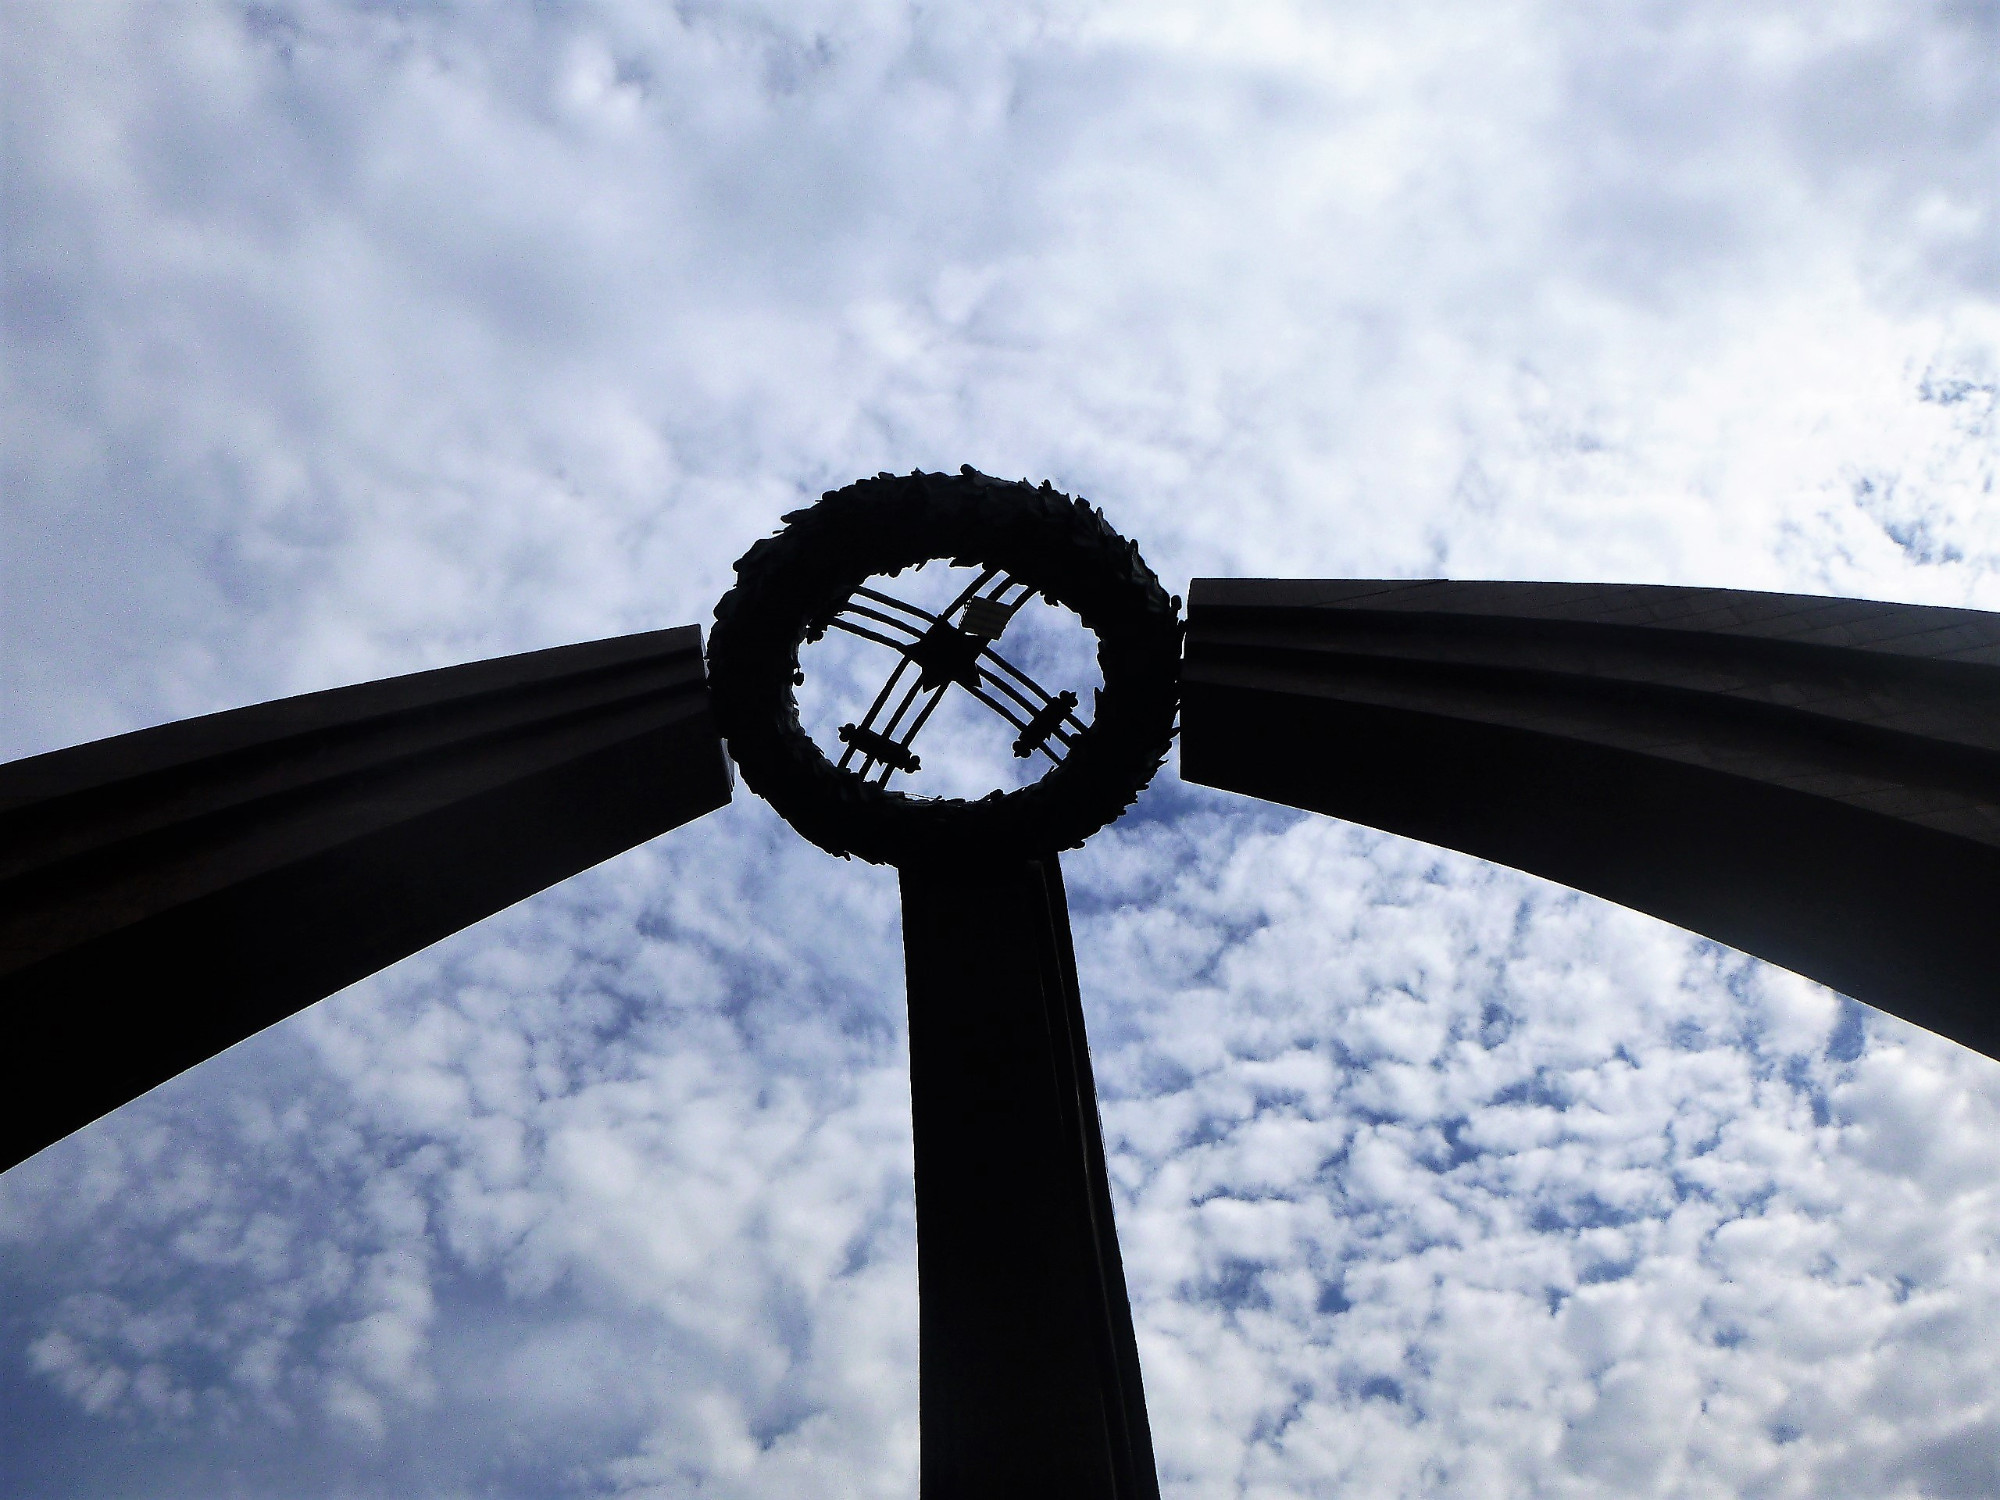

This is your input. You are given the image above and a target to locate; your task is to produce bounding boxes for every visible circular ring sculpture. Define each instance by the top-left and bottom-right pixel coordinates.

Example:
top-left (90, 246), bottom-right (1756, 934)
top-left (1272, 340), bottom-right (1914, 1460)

top-left (708, 466), bottom-right (1181, 866)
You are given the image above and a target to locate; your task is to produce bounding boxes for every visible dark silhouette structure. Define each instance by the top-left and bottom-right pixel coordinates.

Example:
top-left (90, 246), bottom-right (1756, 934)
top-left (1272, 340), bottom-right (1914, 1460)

top-left (4, 470), bottom-right (1998, 1498)
top-left (1181, 579), bottom-right (2000, 1063)
top-left (703, 471), bottom-right (1180, 1496)
top-left (0, 627), bottom-right (728, 1170)
top-left (902, 857), bottom-right (1156, 1500)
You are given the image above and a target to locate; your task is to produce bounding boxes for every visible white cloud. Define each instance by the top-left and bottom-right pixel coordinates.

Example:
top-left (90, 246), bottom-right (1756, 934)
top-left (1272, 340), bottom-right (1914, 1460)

top-left (1065, 810), bottom-right (2000, 1497)
top-left (3, 0), bottom-right (1998, 1495)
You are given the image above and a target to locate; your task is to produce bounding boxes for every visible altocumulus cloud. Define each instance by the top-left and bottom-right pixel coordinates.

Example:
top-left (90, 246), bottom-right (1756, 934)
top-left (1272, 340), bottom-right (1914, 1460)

top-left (2, 0), bottom-right (1998, 1496)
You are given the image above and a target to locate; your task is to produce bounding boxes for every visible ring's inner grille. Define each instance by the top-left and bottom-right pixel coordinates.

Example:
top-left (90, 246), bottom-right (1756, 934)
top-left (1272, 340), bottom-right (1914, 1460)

top-left (794, 560), bottom-right (1105, 800)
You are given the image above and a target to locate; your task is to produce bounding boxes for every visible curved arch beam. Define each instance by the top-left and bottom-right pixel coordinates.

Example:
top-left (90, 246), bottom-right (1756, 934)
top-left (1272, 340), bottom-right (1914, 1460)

top-left (1181, 579), bottom-right (2000, 1062)
top-left (0, 627), bottom-right (731, 1172)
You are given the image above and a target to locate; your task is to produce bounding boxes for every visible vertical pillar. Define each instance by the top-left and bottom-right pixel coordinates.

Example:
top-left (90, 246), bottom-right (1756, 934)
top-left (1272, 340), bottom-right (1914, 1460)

top-left (899, 854), bottom-right (1158, 1500)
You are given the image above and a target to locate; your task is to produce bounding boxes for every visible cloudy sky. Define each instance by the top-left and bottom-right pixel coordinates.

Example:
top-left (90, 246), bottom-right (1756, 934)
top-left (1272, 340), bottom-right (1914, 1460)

top-left (3, 1), bottom-right (1999, 1495)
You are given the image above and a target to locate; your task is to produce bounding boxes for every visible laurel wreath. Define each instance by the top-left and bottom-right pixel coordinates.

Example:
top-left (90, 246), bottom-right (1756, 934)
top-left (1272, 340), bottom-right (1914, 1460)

top-left (707, 467), bottom-right (1182, 866)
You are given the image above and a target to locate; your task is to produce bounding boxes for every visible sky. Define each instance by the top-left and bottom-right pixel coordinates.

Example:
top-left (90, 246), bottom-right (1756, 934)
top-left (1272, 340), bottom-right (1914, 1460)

top-left (2, 1), bottom-right (1999, 1496)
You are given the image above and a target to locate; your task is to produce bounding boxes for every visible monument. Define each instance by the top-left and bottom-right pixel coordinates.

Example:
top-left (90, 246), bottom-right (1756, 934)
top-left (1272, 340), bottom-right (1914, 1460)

top-left (5, 466), bottom-right (1999, 1496)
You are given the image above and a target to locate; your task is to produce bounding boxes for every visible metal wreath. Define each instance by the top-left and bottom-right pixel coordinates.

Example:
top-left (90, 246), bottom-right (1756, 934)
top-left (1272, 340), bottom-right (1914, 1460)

top-left (706, 466), bottom-right (1182, 866)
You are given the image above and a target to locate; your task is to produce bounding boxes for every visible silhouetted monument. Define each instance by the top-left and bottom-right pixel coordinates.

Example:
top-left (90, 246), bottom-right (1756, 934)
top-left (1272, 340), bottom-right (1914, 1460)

top-left (6, 468), bottom-right (1999, 1497)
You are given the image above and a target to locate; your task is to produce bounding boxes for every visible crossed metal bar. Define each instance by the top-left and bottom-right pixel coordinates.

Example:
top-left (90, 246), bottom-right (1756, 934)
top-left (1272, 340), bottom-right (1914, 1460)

top-left (824, 568), bottom-right (1091, 785)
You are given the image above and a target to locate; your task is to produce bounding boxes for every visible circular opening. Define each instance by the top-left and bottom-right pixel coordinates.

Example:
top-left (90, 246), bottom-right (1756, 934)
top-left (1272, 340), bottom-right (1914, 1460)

top-left (794, 560), bottom-right (1106, 802)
